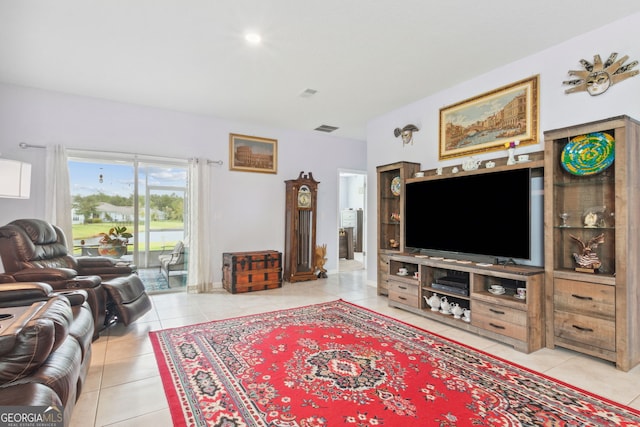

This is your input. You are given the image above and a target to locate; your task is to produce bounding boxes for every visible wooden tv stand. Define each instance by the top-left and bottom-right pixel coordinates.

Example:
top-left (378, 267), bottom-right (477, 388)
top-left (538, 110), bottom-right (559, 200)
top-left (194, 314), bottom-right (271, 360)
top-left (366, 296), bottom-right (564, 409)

top-left (387, 253), bottom-right (544, 353)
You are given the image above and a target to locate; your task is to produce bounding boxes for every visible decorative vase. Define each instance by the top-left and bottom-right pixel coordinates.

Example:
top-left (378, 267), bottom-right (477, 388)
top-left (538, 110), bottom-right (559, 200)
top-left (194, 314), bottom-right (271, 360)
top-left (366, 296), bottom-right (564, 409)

top-left (98, 243), bottom-right (127, 258)
top-left (507, 148), bottom-right (516, 165)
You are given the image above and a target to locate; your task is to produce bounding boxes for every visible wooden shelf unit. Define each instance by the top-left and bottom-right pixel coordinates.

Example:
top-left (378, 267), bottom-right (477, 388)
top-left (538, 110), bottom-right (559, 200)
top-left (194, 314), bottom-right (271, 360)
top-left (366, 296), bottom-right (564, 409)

top-left (544, 115), bottom-right (640, 371)
top-left (376, 161), bottom-right (420, 295)
top-left (388, 254), bottom-right (545, 353)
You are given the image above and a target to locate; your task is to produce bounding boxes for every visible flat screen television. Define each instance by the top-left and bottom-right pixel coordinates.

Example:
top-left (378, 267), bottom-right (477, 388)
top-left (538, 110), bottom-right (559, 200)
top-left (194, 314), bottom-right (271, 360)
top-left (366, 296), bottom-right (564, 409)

top-left (405, 168), bottom-right (531, 262)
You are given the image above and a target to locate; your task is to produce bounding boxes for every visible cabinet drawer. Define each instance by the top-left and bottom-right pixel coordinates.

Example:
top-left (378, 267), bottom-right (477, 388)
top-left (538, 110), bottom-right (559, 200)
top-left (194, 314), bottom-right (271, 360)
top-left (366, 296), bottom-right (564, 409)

top-left (388, 290), bottom-right (420, 308)
top-left (554, 310), bottom-right (615, 352)
top-left (388, 280), bottom-right (419, 297)
top-left (472, 300), bottom-right (526, 341)
top-left (554, 278), bottom-right (614, 320)
top-left (388, 279), bottom-right (419, 307)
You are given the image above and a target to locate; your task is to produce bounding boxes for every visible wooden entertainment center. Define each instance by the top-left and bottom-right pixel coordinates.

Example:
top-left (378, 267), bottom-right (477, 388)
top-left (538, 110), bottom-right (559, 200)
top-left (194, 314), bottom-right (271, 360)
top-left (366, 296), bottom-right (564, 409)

top-left (387, 254), bottom-right (544, 353)
top-left (377, 116), bottom-right (640, 368)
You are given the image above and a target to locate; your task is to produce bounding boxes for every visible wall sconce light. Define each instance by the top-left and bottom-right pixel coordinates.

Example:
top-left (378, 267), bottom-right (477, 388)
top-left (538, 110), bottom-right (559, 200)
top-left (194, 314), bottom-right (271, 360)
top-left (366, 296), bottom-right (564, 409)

top-left (393, 124), bottom-right (419, 146)
top-left (0, 158), bottom-right (31, 199)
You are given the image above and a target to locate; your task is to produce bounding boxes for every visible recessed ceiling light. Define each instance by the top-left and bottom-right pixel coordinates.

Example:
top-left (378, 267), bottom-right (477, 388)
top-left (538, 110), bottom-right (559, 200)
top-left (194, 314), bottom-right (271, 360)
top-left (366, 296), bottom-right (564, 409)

top-left (245, 33), bottom-right (262, 45)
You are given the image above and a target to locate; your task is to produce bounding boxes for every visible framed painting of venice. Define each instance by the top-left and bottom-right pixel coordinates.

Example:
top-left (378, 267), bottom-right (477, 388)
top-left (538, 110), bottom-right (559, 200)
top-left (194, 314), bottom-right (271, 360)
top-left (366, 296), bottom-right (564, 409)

top-left (439, 75), bottom-right (539, 160)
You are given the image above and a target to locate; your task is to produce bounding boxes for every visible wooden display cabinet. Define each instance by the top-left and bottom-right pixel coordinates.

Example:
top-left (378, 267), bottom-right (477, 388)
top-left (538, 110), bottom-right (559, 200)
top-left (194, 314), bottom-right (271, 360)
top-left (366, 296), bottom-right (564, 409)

top-left (376, 161), bottom-right (420, 295)
top-left (544, 115), bottom-right (640, 370)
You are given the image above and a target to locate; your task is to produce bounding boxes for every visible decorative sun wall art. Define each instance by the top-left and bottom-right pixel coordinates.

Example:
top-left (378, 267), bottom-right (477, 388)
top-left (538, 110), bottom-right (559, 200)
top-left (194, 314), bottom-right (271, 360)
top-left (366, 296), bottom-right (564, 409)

top-left (563, 52), bottom-right (638, 96)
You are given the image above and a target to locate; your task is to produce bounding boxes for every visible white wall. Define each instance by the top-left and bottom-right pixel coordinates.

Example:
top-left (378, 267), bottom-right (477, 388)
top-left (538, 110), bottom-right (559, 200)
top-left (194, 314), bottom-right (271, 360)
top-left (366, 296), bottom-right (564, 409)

top-left (0, 84), bottom-right (366, 281)
top-left (365, 12), bottom-right (640, 281)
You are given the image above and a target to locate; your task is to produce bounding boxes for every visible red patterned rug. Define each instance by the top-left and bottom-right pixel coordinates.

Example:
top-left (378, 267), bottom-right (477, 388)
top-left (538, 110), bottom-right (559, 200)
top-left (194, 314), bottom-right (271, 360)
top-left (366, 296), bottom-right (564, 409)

top-left (149, 300), bottom-right (640, 426)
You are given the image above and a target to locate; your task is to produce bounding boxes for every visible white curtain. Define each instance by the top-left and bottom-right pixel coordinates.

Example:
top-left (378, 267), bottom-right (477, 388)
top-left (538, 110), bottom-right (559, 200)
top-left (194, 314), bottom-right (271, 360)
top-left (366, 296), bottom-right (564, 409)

top-left (45, 145), bottom-right (73, 251)
top-left (186, 158), bottom-right (214, 293)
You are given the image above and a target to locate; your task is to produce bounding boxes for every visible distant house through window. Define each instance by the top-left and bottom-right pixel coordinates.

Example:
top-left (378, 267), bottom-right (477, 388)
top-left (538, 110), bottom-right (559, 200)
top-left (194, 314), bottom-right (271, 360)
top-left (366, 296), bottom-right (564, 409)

top-left (68, 153), bottom-right (187, 269)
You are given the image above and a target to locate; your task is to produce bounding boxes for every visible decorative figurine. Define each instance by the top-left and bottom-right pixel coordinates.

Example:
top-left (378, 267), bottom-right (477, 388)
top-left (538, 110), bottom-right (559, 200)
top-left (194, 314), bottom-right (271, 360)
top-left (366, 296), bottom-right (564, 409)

top-left (314, 244), bottom-right (328, 278)
top-left (583, 211), bottom-right (598, 228)
top-left (570, 233), bottom-right (605, 272)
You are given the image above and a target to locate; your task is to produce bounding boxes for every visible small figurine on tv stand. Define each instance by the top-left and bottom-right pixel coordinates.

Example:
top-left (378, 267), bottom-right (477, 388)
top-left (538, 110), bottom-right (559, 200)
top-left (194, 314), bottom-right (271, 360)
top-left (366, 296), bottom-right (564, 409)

top-left (570, 233), bottom-right (605, 273)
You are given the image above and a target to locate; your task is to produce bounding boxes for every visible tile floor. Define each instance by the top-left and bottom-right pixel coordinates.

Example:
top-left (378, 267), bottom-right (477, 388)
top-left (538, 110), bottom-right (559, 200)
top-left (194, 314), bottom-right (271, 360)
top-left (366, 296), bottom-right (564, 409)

top-left (71, 270), bottom-right (640, 426)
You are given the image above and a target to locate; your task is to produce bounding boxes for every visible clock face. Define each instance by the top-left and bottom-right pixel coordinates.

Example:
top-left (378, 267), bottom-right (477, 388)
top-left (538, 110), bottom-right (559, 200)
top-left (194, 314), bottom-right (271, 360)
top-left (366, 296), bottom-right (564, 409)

top-left (298, 186), bottom-right (312, 208)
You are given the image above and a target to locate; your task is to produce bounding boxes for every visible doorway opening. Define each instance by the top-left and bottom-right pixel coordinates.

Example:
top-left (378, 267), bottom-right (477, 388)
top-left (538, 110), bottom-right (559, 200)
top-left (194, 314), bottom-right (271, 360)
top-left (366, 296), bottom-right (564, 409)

top-left (338, 170), bottom-right (366, 272)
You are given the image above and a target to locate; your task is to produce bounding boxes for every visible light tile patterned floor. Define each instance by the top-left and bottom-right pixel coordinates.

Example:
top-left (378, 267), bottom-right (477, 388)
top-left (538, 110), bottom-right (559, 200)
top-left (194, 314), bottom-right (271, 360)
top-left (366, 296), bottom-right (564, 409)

top-left (70, 270), bottom-right (640, 426)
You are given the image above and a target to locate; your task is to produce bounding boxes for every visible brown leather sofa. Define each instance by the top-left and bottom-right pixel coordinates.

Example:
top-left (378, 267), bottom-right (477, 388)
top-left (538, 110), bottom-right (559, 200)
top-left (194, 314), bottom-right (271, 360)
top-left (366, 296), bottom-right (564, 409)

top-left (0, 219), bottom-right (151, 338)
top-left (0, 282), bottom-right (94, 426)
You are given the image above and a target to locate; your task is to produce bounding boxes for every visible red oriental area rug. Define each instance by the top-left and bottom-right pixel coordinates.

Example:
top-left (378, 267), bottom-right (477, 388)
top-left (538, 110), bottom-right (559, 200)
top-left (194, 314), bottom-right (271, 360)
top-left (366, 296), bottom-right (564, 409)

top-left (149, 300), bottom-right (640, 426)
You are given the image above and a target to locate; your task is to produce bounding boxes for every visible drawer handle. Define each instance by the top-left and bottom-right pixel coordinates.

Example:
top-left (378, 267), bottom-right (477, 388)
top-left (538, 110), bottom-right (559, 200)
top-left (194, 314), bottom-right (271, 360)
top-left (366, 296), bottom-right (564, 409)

top-left (489, 308), bottom-right (505, 315)
top-left (572, 325), bottom-right (594, 333)
top-left (398, 286), bottom-right (407, 290)
top-left (571, 294), bottom-right (593, 301)
top-left (398, 296), bottom-right (407, 301)
top-left (489, 323), bottom-right (505, 330)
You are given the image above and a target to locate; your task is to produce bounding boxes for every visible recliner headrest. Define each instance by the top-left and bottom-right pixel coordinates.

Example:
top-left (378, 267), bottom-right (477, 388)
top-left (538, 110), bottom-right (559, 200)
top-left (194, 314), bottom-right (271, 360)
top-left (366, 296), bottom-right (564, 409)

top-left (10, 219), bottom-right (58, 245)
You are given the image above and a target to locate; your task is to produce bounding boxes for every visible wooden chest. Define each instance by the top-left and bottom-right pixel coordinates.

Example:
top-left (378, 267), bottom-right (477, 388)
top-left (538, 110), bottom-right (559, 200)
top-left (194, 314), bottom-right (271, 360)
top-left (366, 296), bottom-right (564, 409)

top-left (222, 250), bottom-right (282, 293)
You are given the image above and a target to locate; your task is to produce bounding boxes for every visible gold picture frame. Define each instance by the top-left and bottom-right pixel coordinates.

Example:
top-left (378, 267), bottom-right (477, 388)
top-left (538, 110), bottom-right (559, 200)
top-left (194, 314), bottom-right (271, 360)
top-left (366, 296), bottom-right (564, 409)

top-left (229, 133), bottom-right (278, 174)
top-left (439, 75), bottom-right (539, 160)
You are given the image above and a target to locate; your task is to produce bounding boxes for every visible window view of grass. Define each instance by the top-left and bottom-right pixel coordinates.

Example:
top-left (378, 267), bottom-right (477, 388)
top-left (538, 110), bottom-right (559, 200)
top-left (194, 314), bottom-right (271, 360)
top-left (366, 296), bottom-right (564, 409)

top-left (72, 221), bottom-right (184, 256)
top-left (72, 221), bottom-right (184, 249)
top-left (68, 160), bottom-right (187, 264)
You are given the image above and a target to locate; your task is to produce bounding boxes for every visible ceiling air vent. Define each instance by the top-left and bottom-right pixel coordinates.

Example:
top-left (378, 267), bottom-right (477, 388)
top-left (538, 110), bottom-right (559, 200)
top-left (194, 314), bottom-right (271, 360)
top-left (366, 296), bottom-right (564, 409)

top-left (299, 88), bottom-right (318, 98)
top-left (314, 124), bottom-right (339, 133)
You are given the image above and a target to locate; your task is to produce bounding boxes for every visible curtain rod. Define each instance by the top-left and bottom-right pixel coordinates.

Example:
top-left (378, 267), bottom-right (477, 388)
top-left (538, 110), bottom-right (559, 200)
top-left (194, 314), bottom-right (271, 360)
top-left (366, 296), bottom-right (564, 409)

top-left (19, 142), bottom-right (45, 149)
top-left (18, 142), bottom-right (223, 165)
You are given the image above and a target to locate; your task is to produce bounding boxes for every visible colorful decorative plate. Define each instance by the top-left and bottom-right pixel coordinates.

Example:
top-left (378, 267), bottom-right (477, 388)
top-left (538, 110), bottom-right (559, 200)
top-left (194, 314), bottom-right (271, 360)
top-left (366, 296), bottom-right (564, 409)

top-left (390, 176), bottom-right (401, 196)
top-left (561, 132), bottom-right (615, 176)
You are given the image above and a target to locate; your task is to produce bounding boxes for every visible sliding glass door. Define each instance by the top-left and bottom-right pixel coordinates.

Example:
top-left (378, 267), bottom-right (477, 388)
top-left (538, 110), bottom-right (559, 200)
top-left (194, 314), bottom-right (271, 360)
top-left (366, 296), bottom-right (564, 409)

top-left (68, 154), bottom-right (187, 269)
top-left (137, 162), bottom-right (187, 268)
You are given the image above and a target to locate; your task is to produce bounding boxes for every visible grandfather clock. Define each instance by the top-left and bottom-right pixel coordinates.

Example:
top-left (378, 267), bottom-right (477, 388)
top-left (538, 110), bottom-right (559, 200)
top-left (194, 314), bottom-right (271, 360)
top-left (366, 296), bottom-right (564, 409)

top-left (284, 171), bottom-right (319, 282)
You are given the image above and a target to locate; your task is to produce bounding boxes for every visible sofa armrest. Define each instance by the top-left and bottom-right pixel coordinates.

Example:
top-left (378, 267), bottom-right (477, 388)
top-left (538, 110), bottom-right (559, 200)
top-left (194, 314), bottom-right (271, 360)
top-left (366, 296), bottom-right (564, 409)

top-left (65, 275), bottom-right (102, 290)
top-left (0, 282), bottom-right (54, 306)
top-left (76, 257), bottom-right (135, 277)
top-left (0, 274), bottom-right (15, 284)
top-left (54, 290), bottom-right (88, 306)
top-left (12, 268), bottom-right (77, 283)
top-left (11, 269), bottom-right (101, 292)
top-left (76, 256), bottom-right (118, 268)
top-left (0, 282), bottom-right (87, 309)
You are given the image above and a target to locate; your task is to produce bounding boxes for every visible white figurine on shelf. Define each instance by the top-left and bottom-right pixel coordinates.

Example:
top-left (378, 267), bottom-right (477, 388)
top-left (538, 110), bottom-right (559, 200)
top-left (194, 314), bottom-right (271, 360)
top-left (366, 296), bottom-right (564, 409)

top-left (584, 212), bottom-right (598, 228)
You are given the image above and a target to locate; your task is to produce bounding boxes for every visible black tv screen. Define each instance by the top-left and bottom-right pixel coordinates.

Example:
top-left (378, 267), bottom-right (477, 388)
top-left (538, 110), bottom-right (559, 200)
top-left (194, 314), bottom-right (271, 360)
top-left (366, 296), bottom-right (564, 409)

top-left (405, 168), bottom-right (531, 260)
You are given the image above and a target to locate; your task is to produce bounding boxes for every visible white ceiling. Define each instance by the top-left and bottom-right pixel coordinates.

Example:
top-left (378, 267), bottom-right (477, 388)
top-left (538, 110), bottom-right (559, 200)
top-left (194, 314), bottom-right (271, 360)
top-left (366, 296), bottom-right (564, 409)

top-left (2, 1), bottom-right (640, 140)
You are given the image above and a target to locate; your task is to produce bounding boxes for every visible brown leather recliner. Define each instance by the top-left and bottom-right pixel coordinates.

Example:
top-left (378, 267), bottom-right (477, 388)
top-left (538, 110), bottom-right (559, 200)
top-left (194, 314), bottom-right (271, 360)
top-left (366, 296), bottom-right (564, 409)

top-left (0, 282), bottom-right (94, 426)
top-left (0, 219), bottom-right (141, 338)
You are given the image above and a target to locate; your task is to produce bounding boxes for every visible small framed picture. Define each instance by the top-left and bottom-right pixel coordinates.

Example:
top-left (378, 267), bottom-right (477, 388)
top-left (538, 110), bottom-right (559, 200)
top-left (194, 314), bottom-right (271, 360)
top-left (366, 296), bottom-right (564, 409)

top-left (229, 133), bottom-right (278, 174)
